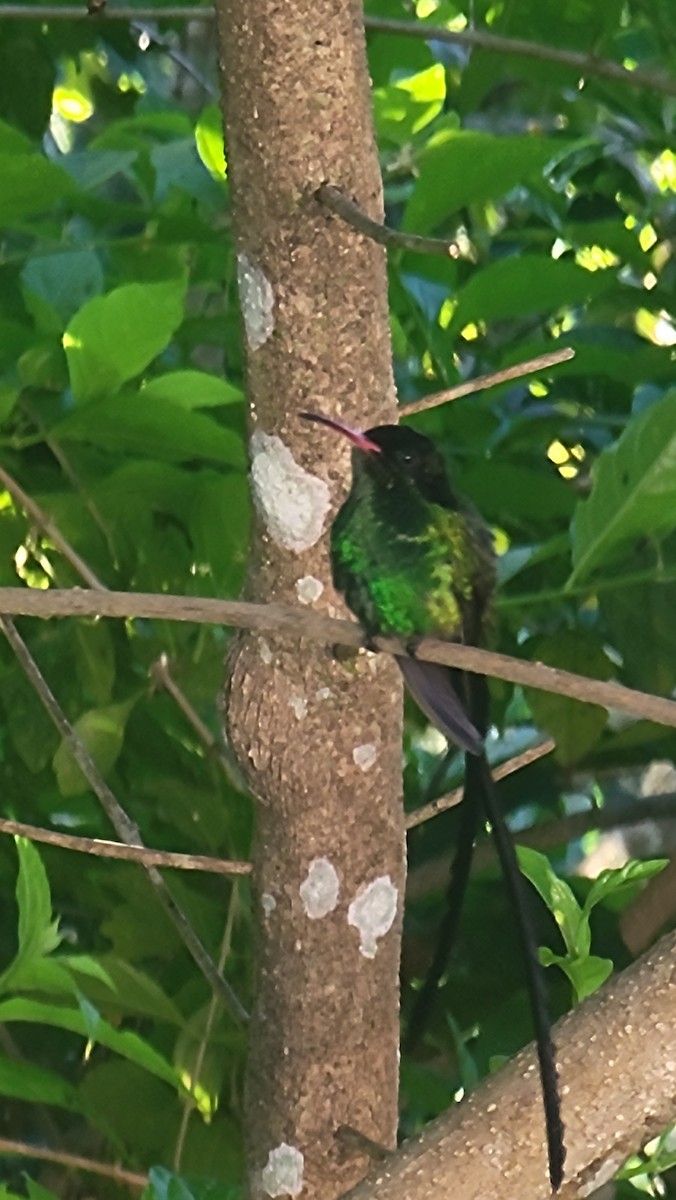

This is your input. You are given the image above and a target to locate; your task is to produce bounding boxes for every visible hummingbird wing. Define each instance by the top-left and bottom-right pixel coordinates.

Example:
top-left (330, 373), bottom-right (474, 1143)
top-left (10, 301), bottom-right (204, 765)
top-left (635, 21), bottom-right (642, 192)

top-left (396, 656), bottom-right (483, 755)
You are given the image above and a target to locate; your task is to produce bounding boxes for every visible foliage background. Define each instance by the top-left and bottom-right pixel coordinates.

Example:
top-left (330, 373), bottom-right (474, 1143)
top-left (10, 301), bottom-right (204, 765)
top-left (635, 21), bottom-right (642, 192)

top-left (0, 0), bottom-right (675, 1195)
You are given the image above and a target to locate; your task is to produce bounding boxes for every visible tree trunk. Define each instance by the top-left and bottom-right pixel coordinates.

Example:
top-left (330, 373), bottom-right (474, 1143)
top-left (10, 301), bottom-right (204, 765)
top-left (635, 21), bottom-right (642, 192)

top-left (214, 3), bottom-right (404, 1198)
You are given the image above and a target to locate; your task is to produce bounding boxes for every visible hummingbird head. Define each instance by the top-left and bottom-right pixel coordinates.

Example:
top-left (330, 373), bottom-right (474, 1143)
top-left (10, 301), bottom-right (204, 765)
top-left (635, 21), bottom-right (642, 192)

top-left (299, 412), bottom-right (456, 507)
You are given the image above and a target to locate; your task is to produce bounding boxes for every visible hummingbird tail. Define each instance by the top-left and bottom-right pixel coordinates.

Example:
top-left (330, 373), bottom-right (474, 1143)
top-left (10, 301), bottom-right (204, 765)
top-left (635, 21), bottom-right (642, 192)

top-left (396, 657), bottom-right (483, 755)
top-left (473, 752), bottom-right (565, 1190)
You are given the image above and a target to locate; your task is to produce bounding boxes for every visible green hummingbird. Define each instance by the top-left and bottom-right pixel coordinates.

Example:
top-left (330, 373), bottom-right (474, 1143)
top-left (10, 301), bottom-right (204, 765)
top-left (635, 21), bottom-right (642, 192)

top-left (299, 414), bottom-right (495, 752)
top-left (300, 411), bottom-right (565, 1191)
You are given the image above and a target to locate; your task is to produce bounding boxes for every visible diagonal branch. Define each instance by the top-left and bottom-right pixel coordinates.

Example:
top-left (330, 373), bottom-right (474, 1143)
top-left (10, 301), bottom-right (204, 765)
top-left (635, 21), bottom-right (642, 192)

top-left (0, 1135), bottom-right (147, 1190)
top-left (344, 928), bottom-right (676, 1200)
top-left (1, 587), bottom-right (676, 731)
top-left (0, 815), bottom-right (251, 876)
top-left (405, 737), bottom-right (556, 829)
top-left (365, 16), bottom-right (676, 99)
top-left (0, 616), bottom-right (248, 1025)
top-left (399, 349), bottom-right (575, 417)
top-left (316, 184), bottom-right (459, 257)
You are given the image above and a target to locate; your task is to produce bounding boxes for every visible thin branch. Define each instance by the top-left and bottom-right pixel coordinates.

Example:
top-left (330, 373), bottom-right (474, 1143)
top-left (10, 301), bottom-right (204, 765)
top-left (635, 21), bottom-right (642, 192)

top-left (399, 348), bottom-right (576, 417)
top-left (0, 616), bottom-right (248, 1025)
top-left (316, 184), bottom-right (459, 258)
top-left (1, 6), bottom-right (672, 99)
top-left (365, 16), bottom-right (676, 100)
top-left (149, 652), bottom-right (234, 779)
top-left (406, 791), bottom-right (676, 899)
top-left (130, 19), bottom-right (217, 98)
top-left (2, 587), bottom-right (676, 732)
top-left (0, 465), bottom-right (105, 590)
top-left (174, 881), bottom-right (239, 1170)
top-left (0, 815), bottom-right (251, 876)
top-left (405, 737), bottom-right (556, 829)
top-left (346, 928), bottom-right (676, 1200)
top-left (3, 463), bottom-right (234, 803)
top-left (0, 1134), bottom-right (147, 1190)
top-left (0, 3), bottom-right (204, 16)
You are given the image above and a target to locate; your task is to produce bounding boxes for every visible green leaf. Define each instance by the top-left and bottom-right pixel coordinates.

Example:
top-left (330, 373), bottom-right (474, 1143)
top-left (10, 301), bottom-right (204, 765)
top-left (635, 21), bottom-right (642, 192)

top-left (569, 390), bottom-right (676, 585)
top-left (52, 698), bottom-right (136, 798)
top-left (374, 64), bottom-right (446, 146)
top-left (16, 838), bottom-right (60, 961)
top-left (517, 846), bottom-right (589, 959)
top-left (450, 257), bottom-right (612, 332)
top-left (52, 394), bottom-right (246, 467)
top-left (403, 131), bottom-right (564, 233)
top-left (189, 472), bottom-right (251, 592)
top-left (0, 839), bottom-right (62, 993)
top-left (140, 370), bottom-right (243, 409)
top-left (195, 105), bottom-right (227, 179)
top-left (75, 621), bottom-right (116, 706)
top-left (583, 859), bottom-right (668, 915)
top-left (523, 631), bottom-right (613, 764)
top-left (3, 958), bottom-right (78, 998)
top-left (0, 1051), bottom-right (79, 1110)
top-left (26, 1181), bottom-right (62, 1200)
top-left (0, 997), bottom-right (182, 1088)
top-left (540, 949), bottom-right (613, 1001)
top-left (0, 118), bottom-right (33, 153)
top-left (66, 955), bottom-right (183, 1024)
top-left (63, 278), bottom-right (187, 403)
top-left (0, 153), bottom-right (74, 224)
top-left (22, 249), bottom-right (104, 329)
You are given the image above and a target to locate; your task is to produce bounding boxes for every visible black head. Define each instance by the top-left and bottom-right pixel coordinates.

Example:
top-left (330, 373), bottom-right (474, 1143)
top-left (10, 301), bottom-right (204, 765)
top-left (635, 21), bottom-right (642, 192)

top-left (300, 412), bottom-right (456, 507)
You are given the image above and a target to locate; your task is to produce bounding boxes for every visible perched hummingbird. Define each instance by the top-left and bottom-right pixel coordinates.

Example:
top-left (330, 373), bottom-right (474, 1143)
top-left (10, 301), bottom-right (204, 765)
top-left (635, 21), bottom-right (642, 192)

top-left (300, 411), bottom-right (565, 1192)
top-left (299, 414), bottom-right (495, 753)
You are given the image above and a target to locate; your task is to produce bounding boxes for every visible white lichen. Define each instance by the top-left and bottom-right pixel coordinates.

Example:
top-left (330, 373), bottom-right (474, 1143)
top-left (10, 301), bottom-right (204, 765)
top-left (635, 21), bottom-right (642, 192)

top-left (348, 876), bottom-right (398, 959)
top-left (261, 1143), bottom-right (304, 1197)
top-left (295, 575), bottom-right (324, 605)
top-left (258, 638), bottom-right (273, 665)
top-left (288, 693), bottom-right (308, 721)
top-left (299, 857), bottom-right (340, 919)
top-left (250, 431), bottom-right (331, 553)
top-left (315, 686), bottom-right (332, 701)
top-left (237, 251), bottom-right (274, 350)
top-left (352, 743), bottom-right (378, 772)
top-left (261, 892), bottom-right (276, 917)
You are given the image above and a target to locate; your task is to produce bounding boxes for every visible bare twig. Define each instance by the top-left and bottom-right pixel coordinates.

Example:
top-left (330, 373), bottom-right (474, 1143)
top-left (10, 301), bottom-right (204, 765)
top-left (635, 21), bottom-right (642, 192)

top-left (0, 815), bottom-right (251, 876)
top-left (0, 1134), bottom-right (147, 1190)
top-left (1, 587), bottom-right (676, 732)
top-left (399, 348), bottom-right (576, 417)
top-left (364, 16), bottom-right (676, 100)
top-left (0, 616), bottom-right (248, 1024)
top-left (316, 184), bottom-right (459, 257)
top-left (405, 737), bottom-right (556, 829)
top-left (0, 3), bottom-right (202, 16)
top-left (1, 7), bottom-right (672, 99)
top-left (149, 652), bottom-right (234, 778)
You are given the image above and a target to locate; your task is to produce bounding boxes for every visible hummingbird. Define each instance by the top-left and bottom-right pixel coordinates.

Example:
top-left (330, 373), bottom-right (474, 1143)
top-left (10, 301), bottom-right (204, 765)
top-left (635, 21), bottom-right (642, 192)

top-left (300, 411), bottom-right (565, 1191)
top-left (299, 414), bottom-right (495, 752)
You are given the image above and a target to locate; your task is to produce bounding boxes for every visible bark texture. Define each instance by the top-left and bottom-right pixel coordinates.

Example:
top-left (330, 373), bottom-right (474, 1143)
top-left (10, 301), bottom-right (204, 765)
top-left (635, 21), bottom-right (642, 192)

top-left (214, 3), bottom-right (404, 1199)
top-left (345, 928), bottom-right (676, 1200)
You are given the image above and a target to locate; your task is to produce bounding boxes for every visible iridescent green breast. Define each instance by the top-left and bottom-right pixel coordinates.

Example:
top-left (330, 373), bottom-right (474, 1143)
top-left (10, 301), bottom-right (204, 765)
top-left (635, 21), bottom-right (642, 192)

top-left (331, 476), bottom-right (493, 641)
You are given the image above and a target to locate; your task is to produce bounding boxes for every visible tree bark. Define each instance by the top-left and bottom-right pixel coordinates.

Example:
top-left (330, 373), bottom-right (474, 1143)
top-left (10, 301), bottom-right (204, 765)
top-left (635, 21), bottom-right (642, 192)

top-left (345, 928), bottom-right (676, 1200)
top-left (214, 3), bottom-right (404, 1199)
